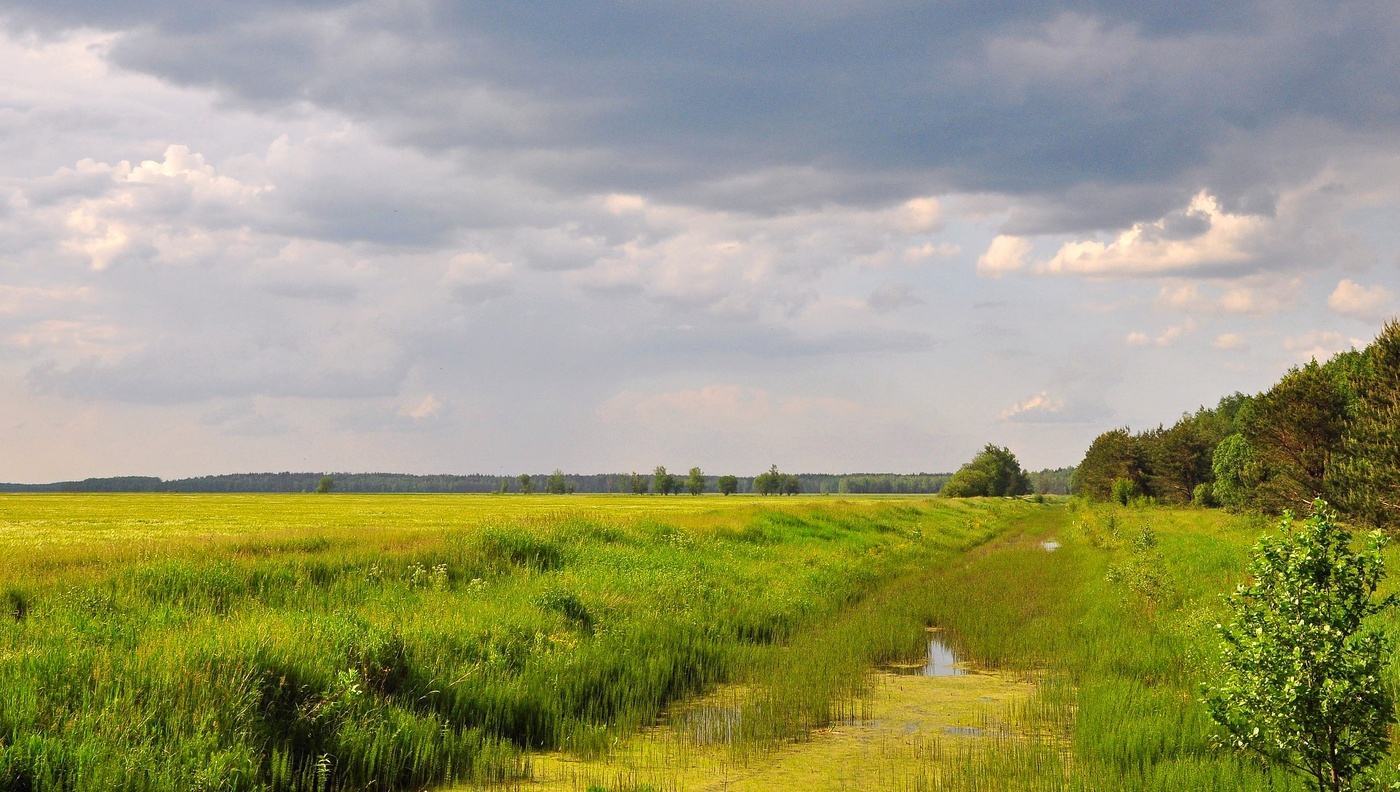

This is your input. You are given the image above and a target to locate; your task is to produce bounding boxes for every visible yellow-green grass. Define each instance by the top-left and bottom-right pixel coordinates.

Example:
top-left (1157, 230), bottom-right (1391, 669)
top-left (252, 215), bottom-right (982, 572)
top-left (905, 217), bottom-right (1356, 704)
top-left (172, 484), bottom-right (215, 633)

top-left (512, 501), bottom-right (1400, 792)
top-left (908, 502), bottom-right (1400, 792)
top-left (0, 494), bottom-right (1032, 791)
top-left (6, 494), bottom-right (1395, 792)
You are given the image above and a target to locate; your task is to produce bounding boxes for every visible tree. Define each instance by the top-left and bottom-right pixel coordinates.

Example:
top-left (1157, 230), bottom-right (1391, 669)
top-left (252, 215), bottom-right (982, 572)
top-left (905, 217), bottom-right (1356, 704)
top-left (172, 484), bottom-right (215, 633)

top-left (780, 473), bottom-right (801, 495)
top-left (942, 444), bottom-right (1030, 497)
top-left (754, 465), bottom-right (782, 495)
top-left (627, 472), bottom-right (648, 495)
top-left (1243, 362), bottom-right (1348, 513)
top-left (517, 474), bottom-right (534, 495)
top-left (545, 469), bottom-right (568, 495)
top-left (652, 466), bottom-right (676, 495)
top-left (717, 475), bottom-right (738, 495)
top-left (1145, 416), bottom-right (1215, 504)
top-left (686, 467), bottom-right (705, 495)
top-left (1074, 429), bottom-right (1145, 500)
top-left (1331, 320), bottom-right (1400, 529)
top-left (1205, 502), bottom-right (1394, 792)
top-left (316, 475), bottom-right (334, 494)
top-left (1212, 433), bottom-right (1253, 510)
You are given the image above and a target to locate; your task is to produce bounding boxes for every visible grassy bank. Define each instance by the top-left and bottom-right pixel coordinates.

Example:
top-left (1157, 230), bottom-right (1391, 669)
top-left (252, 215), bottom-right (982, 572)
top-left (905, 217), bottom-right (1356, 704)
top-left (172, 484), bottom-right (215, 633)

top-left (0, 494), bottom-right (1035, 791)
top-left (912, 502), bottom-right (1400, 791)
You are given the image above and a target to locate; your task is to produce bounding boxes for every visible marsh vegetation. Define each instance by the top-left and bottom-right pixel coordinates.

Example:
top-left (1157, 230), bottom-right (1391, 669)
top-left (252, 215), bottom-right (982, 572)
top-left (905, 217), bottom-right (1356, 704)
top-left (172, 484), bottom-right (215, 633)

top-left (3, 494), bottom-right (1397, 791)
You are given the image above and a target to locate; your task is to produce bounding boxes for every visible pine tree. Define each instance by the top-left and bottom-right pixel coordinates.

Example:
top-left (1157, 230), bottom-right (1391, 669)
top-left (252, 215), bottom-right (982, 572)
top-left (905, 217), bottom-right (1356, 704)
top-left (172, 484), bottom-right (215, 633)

top-left (1332, 321), bottom-right (1400, 528)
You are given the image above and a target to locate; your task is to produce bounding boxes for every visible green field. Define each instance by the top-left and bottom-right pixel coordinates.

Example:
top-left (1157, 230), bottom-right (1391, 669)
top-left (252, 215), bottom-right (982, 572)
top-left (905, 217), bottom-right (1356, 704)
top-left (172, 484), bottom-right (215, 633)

top-left (1, 494), bottom-right (1396, 790)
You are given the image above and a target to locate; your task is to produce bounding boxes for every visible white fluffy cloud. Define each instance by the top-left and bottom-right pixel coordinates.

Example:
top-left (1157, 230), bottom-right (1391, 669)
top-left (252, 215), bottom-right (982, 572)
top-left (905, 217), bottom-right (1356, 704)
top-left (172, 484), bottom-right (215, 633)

top-left (1327, 279), bottom-right (1396, 322)
top-left (976, 235), bottom-right (1032, 278)
top-left (998, 388), bottom-right (1110, 425)
top-left (1125, 319), bottom-right (1195, 348)
top-left (1212, 333), bottom-right (1248, 350)
top-left (1037, 192), bottom-right (1262, 277)
top-left (1035, 188), bottom-right (1368, 279)
top-left (1155, 279), bottom-right (1296, 315)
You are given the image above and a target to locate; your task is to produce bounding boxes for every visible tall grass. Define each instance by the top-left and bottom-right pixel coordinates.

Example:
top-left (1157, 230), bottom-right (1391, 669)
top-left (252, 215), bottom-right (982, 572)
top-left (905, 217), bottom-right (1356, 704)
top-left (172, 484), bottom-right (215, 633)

top-left (0, 494), bottom-right (1030, 791)
top-left (914, 502), bottom-right (1326, 791)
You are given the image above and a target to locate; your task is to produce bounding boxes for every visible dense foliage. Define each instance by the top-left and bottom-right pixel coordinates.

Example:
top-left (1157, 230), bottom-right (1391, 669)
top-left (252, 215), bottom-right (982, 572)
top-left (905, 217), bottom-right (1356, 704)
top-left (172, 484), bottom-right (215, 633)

top-left (1075, 321), bottom-right (1400, 526)
top-left (941, 444), bottom-right (1031, 497)
top-left (1206, 503), bottom-right (1394, 791)
top-left (753, 465), bottom-right (802, 495)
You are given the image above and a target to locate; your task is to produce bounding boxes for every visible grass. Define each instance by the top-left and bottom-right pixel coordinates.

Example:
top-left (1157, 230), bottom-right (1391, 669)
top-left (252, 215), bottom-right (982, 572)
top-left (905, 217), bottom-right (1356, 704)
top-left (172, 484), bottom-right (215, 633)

top-left (906, 501), bottom-right (1400, 791)
top-left (0, 494), bottom-right (1032, 791)
top-left (5, 494), bottom-right (1397, 791)
top-left (507, 500), bottom-right (1400, 792)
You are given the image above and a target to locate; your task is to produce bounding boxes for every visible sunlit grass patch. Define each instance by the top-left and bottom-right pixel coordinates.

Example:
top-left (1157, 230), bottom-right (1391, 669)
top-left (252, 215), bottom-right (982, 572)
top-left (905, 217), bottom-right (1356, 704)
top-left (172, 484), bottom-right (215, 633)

top-left (0, 493), bottom-right (1037, 791)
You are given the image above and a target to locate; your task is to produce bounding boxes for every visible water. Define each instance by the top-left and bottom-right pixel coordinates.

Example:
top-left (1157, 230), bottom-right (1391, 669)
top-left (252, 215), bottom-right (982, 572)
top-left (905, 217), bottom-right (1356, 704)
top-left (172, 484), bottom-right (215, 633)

top-left (920, 636), bottom-right (966, 677)
top-left (1041, 540), bottom-right (1061, 552)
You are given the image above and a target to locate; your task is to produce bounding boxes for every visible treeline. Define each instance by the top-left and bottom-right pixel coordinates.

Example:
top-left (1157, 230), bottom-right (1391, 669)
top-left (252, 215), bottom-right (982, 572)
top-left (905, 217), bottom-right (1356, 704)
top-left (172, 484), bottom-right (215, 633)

top-left (1, 467), bottom-right (1075, 496)
top-left (0, 471), bottom-right (936, 495)
top-left (1075, 320), bottom-right (1400, 528)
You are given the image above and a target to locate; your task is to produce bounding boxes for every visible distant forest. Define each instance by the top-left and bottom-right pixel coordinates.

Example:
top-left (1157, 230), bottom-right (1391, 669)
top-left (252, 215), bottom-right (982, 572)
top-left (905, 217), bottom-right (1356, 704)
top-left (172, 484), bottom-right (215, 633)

top-left (0, 467), bottom-right (1077, 495)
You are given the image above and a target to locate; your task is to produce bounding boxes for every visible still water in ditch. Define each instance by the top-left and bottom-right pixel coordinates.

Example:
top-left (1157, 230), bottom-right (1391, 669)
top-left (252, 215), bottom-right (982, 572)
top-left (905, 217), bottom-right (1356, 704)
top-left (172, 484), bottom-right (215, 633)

top-left (507, 632), bottom-right (1042, 791)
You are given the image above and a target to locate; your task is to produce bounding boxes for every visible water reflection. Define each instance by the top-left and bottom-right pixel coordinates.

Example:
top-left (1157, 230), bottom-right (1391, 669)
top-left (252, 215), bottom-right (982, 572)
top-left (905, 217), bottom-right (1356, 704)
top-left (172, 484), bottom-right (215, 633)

top-left (921, 636), bottom-right (966, 677)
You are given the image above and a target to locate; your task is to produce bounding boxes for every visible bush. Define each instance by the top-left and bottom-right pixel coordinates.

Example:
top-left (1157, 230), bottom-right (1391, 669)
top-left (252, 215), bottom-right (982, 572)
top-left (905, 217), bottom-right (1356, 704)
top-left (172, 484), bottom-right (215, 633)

top-left (942, 444), bottom-right (1030, 498)
top-left (1110, 477), bottom-right (1139, 506)
top-left (1190, 483), bottom-right (1216, 508)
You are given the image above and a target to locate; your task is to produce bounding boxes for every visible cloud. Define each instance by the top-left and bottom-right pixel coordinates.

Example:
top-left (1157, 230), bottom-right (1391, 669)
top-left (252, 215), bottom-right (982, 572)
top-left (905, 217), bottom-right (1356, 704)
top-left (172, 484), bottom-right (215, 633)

top-left (892, 198), bottom-right (944, 234)
top-left (1035, 187), bottom-right (1374, 279)
top-left (1212, 333), bottom-right (1248, 350)
top-left (1283, 331), bottom-right (1367, 362)
top-left (1000, 391), bottom-right (1063, 420)
top-left (902, 242), bottom-right (961, 263)
top-left (867, 283), bottom-right (922, 314)
top-left (19, 0), bottom-right (1383, 214)
top-left (1327, 279), bottom-right (1396, 322)
top-left (199, 399), bottom-right (292, 437)
top-left (1038, 192), bottom-right (1262, 278)
top-left (1125, 318), bottom-right (1195, 348)
top-left (402, 393), bottom-right (443, 420)
top-left (596, 385), bottom-right (863, 427)
top-left (1156, 279), bottom-right (1296, 315)
top-left (977, 235), bottom-right (1032, 278)
top-left (4, 8), bottom-right (1400, 478)
top-left (443, 253), bottom-right (515, 305)
top-left (999, 389), bottom-right (1110, 424)
top-left (337, 393), bottom-right (451, 434)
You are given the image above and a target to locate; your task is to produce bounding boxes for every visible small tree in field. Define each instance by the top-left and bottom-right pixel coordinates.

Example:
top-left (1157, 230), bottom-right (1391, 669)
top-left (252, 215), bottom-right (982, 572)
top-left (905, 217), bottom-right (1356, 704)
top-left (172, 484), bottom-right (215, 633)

top-left (754, 464), bottom-right (782, 495)
top-left (653, 466), bottom-right (676, 495)
top-left (686, 467), bottom-right (705, 495)
top-left (717, 475), bottom-right (738, 495)
top-left (545, 470), bottom-right (568, 495)
top-left (517, 474), bottom-right (534, 495)
top-left (316, 475), bottom-right (334, 493)
top-left (1205, 501), bottom-right (1394, 792)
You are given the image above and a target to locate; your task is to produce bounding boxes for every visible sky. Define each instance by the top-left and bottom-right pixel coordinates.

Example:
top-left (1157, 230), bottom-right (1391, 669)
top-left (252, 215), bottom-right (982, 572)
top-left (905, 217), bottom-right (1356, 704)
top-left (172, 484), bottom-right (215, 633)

top-left (1, 1), bottom-right (1399, 481)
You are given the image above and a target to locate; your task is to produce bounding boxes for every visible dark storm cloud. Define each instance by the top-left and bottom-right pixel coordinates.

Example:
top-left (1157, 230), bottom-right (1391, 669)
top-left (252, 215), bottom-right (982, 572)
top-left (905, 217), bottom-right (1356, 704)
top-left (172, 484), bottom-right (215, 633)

top-left (6, 0), bottom-right (1397, 225)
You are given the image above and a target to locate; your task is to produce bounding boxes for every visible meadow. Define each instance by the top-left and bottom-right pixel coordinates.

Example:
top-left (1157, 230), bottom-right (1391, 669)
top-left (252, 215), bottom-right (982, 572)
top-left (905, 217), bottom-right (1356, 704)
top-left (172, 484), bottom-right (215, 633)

top-left (0, 494), bottom-right (1025, 790)
top-left (2, 494), bottom-right (1396, 791)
